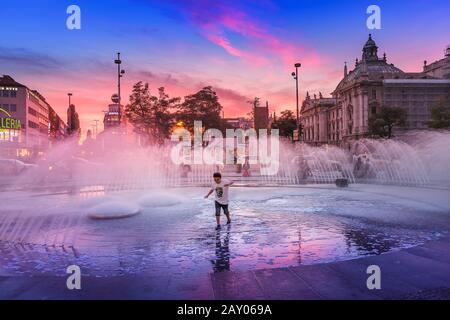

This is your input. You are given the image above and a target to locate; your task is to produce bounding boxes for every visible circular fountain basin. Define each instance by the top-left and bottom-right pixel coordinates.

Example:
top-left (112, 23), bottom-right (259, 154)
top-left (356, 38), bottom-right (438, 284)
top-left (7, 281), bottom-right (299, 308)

top-left (0, 185), bottom-right (449, 277)
top-left (87, 201), bottom-right (141, 220)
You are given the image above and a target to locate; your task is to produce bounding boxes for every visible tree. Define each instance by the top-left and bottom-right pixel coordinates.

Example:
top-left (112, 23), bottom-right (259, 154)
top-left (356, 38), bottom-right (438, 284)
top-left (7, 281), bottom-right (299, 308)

top-left (125, 82), bottom-right (179, 144)
top-left (152, 87), bottom-right (181, 143)
top-left (428, 97), bottom-right (450, 129)
top-left (368, 106), bottom-right (407, 138)
top-left (49, 107), bottom-right (61, 139)
top-left (272, 110), bottom-right (298, 139)
top-left (246, 97), bottom-right (261, 121)
top-left (177, 86), bottom-right (223, 133)
top-left (125, 81), bottom-right (152, 140)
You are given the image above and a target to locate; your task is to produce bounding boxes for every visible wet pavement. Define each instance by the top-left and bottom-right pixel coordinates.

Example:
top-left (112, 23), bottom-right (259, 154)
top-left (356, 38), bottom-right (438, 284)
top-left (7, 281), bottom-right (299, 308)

top-left (1, 234), bottom-right (450, 300)
top-left (1, 185), bottom-right (450, 299)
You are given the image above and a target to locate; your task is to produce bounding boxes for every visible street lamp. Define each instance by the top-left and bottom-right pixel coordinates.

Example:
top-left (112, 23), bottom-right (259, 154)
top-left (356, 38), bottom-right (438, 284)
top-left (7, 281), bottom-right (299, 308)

top-left (291, 63), bottom-right (301, 139)
top-left (114, 52), bottom-right (125, 106)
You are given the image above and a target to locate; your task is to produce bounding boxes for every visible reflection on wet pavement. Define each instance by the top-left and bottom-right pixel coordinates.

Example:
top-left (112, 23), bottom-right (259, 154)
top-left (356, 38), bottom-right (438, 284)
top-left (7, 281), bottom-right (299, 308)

top-left (211, 227), bottom-right (231, 273)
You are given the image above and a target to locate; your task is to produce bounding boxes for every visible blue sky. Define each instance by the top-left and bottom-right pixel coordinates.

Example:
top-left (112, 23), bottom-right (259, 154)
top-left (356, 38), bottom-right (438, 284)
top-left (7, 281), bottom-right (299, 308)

top-left (1, 0), bottom-right (449, 130)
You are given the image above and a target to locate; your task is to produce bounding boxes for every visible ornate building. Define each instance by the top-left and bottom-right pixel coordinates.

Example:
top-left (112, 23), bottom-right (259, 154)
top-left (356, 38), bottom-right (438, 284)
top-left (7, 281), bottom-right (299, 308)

top-left (301, 92), bottom-right (338, 145)
top-left (300, 35), bottom-right (450, 146)
top-left (423, 46), bottom-right (450, 79)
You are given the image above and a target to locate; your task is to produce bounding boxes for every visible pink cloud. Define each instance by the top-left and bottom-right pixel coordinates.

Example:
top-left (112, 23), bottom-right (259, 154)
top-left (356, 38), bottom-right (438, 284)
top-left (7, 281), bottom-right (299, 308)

top-left (179, 1), bottom-right (323, 69)
top-left (205, 34), bottom-right (244, 58)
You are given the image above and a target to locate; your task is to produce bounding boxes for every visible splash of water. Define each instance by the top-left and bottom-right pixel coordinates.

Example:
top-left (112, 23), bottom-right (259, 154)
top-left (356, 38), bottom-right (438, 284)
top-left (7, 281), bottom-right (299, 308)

top-left (2, 131), bottom-right (450, 191)
top-left (1, 130), bottom-right (450, 250)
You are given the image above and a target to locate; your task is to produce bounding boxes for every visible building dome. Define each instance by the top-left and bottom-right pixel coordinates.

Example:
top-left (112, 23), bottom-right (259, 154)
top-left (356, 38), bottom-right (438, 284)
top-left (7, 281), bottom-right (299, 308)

top-left (362, 34), bottom-right (379, 61)
top-left (364, 34), bottom-right (376, 48)
top-left (334, 35), bottom-right (405, 93)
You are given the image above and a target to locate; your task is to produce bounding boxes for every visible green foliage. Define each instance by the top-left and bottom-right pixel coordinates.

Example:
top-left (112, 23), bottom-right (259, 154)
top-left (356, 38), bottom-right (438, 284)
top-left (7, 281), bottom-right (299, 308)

top-left (368, 105), bottom-right (406, 138)
top-left (176, 86), bottom-right (224, 133)
top-left (271, 110), bottom-right (299, 139)
top-left (428, 97), bottom-right (450, 129)
top-left (125, 82), bottom-right (180, 144)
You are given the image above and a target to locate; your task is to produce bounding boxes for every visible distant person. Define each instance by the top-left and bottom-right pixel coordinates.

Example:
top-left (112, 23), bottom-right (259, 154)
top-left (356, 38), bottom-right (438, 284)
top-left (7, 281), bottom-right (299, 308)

top-left (233, 148), bottom-right (242, 173)
top-left (298, 158), bottom-right (311, 181)
top-left (364, 157), bottom-right (376, 179)
top-left (204, 172), bottom-right (234, 230)
top-left (353, 156), bottom-right (364, 179)
top-left (242, 157), bottom-right (251, 177)
top-left (180, 163), bottom-right (191, 178)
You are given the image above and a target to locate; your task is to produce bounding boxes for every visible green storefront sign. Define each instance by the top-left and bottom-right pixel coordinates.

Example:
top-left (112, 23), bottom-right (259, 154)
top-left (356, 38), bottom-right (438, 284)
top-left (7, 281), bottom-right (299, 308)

top-left (0, 108), bottom-right (21, 130)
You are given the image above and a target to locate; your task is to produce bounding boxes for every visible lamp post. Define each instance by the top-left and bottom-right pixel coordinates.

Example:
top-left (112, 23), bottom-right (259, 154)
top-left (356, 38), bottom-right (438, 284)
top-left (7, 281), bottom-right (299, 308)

top-left (291, 63), bottom-right (301, 127)
top-left (291, 63), bottom-right (301, 141)
top-left (114, 52), bottom-right (125, 106)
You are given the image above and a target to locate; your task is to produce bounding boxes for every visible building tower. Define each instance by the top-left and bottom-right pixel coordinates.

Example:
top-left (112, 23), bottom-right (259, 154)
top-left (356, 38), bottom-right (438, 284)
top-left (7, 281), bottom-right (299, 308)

top-left (67, 104), bottom-right (80, 136)
top-left (362, 34), bottom-right (379, 61)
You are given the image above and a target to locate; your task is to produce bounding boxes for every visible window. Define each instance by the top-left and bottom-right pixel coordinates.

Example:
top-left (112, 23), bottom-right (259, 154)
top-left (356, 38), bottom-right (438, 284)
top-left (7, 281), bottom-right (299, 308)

top-left (28, 120), bottom-right (39, 129)
top-left (10, 90), bottom-right (17, 98)
top-left (1, 104), bottom-right (9, 111)
top-left (10, 104), bottom-right (17, 112)
top-left (371, 106), bottom-right (377, 115)
top-left (372, 89), bottom-right (377, 100)
top-left (28, 107), bottom-right (38, 117)
top-left (2, 90), bottom-right (9, 97)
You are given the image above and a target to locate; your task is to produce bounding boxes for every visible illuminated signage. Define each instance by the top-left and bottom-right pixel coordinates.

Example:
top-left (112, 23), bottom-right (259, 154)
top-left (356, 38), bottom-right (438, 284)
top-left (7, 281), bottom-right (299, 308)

top-left (0, 108), bottom-right (21, 130)
top-left (0, 86), bottom-right (18, 91)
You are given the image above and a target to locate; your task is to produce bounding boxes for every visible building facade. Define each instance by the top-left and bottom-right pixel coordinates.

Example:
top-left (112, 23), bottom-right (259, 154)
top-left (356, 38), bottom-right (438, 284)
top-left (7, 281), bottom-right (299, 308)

top-left (300, 35), bottom-right (450, 146)
top-left (98, 94), bottom-right (136, 149)
top-left (423, 46), bottom-right (450, 79)
top-left (301, 92), bottom-right (339, 145)
top-left (254, 101), bottom-right (270, 132)
top-left (103, 94), bottom-right (128, 133)
top-left (0, 75), bottom-right (68, 159)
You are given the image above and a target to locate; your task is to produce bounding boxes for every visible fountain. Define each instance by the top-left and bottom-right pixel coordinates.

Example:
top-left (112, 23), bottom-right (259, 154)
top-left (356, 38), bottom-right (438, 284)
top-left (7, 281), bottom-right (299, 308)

top-left (0, 130), bottom-right (450, 280)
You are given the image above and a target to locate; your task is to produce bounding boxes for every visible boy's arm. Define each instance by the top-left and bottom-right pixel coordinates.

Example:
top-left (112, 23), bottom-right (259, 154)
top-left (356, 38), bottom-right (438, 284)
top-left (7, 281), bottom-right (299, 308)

top-left (224, 180), bottom-right (234, 187)
top-left (204, 189), bottom-right (214, 199)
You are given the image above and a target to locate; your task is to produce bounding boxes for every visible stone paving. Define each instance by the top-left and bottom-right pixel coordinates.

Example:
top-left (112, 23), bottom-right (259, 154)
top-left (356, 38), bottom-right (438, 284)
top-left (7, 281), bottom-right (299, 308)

top-left (1, 185), bottom-right (450, 300)
top-left (1, 235), bottom-right (450, 300)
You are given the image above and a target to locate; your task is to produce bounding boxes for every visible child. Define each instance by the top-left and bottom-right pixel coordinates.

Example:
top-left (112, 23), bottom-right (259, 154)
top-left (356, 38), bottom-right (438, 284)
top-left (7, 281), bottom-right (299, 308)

top-left (205, 172), bottom-right (234, 230)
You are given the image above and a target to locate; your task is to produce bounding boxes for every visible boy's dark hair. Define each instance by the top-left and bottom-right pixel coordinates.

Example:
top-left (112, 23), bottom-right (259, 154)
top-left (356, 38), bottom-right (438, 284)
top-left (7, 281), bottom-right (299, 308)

top-left (213, 172), bottom-right (222, 178)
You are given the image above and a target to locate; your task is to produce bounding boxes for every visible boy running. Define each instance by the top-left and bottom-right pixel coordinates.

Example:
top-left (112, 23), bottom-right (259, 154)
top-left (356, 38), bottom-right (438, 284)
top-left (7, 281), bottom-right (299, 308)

top-left (205, 172), bottom-right (234, 230)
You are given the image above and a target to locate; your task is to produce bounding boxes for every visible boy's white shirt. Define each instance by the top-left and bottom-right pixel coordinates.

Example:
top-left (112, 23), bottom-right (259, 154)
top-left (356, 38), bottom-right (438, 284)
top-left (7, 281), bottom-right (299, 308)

top-left (211, 179), bottom-right (231, 205)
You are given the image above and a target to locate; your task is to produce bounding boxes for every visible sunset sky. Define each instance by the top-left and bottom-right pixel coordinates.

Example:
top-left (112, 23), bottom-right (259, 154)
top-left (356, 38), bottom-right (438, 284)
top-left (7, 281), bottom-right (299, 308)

top-left (1, 0), bottom-right (449, 133)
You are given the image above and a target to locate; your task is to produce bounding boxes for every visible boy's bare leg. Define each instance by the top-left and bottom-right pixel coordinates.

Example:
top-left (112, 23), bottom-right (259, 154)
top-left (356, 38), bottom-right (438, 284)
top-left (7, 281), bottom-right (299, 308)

top-left (216, 215), bottom-right (221, 226)
top-left (225, 213), bottom-right (231, 224)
